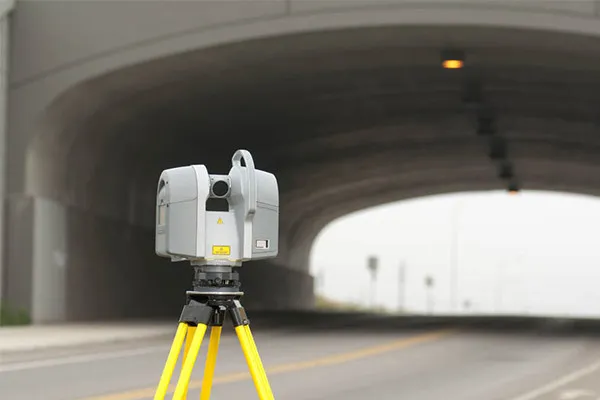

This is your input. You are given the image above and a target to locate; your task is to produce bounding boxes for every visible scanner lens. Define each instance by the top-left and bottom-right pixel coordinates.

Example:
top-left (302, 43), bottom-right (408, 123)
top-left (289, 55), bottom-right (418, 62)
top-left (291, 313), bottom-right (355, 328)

top-left (212, 180), bottom-right (229, 197)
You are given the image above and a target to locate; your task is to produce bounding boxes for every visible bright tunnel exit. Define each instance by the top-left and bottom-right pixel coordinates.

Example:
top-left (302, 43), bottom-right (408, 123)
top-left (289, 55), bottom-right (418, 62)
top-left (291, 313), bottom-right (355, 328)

top-left (310, 190), bottom-right (600, 317)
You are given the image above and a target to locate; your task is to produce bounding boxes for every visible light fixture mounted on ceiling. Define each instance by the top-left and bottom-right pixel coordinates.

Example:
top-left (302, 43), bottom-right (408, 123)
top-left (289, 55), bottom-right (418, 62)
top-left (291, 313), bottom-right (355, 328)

top-left (441, 49), bottom-right (465, 69)
top-left (507, 183), bottom-right (520, 195)
top-left (499, 162), bottom-right (513, 180)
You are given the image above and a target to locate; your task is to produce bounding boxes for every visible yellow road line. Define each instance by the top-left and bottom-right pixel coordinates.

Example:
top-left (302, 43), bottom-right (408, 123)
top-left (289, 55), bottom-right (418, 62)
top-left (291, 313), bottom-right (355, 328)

top-left (80, 328), bottom-right (456, 400)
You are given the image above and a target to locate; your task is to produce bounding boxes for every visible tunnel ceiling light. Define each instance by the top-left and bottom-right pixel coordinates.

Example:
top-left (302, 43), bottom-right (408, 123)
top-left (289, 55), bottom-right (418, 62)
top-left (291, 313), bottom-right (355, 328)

top-left (443, 59), bottom-right (464, 69)
top-left (463, 81), bottom-right (483, 106)
top-left (441, 49), bottom-right (465, 69)
top-left (499, 162), bottom-right (514, 180)
top-left (488, 137), bottom-right (508, 160)
top-left (477, 116), bottom-right (495, 136)
top-left (507, 183), bottom-right (520, 195)
top-left (477, 107), bottom-right (496, 135)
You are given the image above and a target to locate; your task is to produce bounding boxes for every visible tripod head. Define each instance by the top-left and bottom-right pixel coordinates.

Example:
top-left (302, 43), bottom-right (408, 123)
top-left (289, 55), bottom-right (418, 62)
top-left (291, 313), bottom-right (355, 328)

top-left (191, 264), bottom-right (240, 295)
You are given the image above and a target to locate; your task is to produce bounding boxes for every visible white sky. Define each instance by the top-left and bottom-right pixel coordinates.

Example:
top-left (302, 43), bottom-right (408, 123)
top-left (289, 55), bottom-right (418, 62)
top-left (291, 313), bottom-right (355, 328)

top-left (309, 190), bottom-right (600, 317)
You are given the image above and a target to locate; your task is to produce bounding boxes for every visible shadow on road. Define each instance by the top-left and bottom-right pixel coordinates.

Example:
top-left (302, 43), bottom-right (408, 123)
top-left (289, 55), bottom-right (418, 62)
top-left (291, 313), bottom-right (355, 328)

top-left (211, 311), bottom-right (600, 338)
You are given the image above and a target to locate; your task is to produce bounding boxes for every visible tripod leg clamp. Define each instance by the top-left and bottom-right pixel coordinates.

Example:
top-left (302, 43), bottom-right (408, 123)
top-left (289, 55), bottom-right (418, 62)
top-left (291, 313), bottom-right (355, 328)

top-left (179, 300), bottom-right (213, 326)
top-left (228, 300), bottom-right (250, 327)
top-left (211, 306), bottom-right (226, 327)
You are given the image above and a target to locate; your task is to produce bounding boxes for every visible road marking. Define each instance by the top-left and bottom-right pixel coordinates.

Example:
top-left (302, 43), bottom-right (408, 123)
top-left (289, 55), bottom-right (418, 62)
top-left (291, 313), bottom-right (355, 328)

top-left (80, 328), bottom-right (455, 400)
top-left (0, 345), bottom-right (169, 373)
top-left (559, 389), bottom-right (598, 399)
top-left (509, 359), bottom-right (600, 400)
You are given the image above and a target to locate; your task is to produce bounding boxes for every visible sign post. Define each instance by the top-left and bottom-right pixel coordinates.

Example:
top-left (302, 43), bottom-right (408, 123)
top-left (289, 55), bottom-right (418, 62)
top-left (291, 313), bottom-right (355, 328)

top-left (367, 256), bottom-right (378, 309)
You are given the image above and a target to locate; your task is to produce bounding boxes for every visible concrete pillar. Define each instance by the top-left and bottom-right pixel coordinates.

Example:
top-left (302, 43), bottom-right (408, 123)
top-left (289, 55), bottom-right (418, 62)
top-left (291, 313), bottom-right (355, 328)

top-left (31, 197), bottom-right (67, 322)
top-left (0, 3), bottom-right (15, 317)
top-left (4, 195), bottom-right (69, 324)
top-left (4, 194), bottom-right (34, 322)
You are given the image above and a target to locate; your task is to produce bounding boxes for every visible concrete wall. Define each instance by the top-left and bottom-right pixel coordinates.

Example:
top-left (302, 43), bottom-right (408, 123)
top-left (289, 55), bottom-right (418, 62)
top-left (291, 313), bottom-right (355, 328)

top-left (239, 261), bottom-right (315, 311)
top-left (63, 206), bottom-right (189, 321)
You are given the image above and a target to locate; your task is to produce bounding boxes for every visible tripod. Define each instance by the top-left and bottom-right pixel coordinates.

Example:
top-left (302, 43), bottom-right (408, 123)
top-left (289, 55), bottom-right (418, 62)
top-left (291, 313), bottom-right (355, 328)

top-left (153, 265), bottom-right (275, 400)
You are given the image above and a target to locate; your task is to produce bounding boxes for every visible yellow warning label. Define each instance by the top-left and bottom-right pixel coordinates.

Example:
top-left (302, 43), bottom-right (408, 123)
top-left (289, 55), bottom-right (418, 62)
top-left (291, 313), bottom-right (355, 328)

top-left (217, 218), bottom-right (224, 225)
top-left (212, 245), bottom-right (230, 255)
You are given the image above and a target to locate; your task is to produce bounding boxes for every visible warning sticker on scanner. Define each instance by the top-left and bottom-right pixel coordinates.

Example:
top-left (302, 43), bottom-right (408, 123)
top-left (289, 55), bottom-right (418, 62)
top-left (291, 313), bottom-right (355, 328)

top-left (212, 245), bottom-right (231, 255)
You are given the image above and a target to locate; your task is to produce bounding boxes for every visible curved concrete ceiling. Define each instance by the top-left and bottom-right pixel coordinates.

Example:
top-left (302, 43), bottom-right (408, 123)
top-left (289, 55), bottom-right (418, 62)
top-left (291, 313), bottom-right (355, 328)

top-left (33, 24), bottom-right (600, 269)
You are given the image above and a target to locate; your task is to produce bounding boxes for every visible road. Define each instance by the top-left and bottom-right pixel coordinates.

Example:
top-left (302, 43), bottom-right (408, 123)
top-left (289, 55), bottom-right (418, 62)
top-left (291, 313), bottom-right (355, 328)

top-left (3, 315), bottom-right (600, 400)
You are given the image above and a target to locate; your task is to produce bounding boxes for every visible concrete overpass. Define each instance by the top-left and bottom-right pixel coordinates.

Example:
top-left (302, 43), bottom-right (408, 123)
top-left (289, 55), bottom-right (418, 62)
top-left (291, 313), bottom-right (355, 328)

top-left (3, 1), bottom-right (600, 323)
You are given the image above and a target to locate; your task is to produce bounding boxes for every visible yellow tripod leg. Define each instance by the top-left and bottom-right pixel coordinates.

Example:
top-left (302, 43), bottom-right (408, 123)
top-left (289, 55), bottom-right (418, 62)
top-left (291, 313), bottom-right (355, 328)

top-left (154, 322), bottom-right (188, 400)
top-left (244, 325), bottom-right (272, 393)
top-left (173, 324), bottom-right (208, 400)
top-left (235, 325), bottom-right (275, 400)
top-left (180, 326), bottom-right (197, 400)
top-left (199, 326), bottom-right (222, 400)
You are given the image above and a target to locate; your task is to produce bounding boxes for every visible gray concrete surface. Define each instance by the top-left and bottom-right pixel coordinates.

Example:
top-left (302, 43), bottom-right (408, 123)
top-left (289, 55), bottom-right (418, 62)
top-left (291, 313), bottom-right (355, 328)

top-left (2, 315), bottom-right (600, 400)
top-left (0, 321), bottom-right (175, 354)
top-left (525, 365), bottom-right (600, 400)
top-left (7, 1), bottom-right (600, 322)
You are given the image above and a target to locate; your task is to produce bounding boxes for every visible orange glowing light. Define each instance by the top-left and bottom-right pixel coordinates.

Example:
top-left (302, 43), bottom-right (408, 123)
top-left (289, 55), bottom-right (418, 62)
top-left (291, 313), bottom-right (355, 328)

top-left (442, 59), bottom-right (464, 69)
top-left (508, 190), bottom-right (520, 196)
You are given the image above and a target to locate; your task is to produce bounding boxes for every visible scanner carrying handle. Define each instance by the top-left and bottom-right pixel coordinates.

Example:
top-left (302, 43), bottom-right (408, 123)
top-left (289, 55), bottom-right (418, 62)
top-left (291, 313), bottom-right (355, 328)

top-left (232, 149), bottom-right (257, 216)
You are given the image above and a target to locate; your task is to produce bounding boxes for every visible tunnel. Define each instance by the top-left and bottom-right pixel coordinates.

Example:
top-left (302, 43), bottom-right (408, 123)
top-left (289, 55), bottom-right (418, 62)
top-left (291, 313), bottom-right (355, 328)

top-left (6, 2), bottom-right (600, 322)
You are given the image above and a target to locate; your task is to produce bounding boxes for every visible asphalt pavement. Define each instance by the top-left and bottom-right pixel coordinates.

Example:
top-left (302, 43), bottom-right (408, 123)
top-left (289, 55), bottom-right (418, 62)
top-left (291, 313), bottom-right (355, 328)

top-left (3, 314), bottom-right (600, 400)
